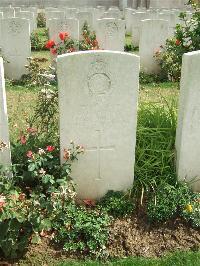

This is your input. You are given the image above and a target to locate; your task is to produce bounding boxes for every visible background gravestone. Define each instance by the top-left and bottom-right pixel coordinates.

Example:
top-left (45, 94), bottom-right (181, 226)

top-left (0, 57), bottom-right (11, 167)
top-left (96, 18), bottom-right (125, 51)
top-left (57, 50), bottom-right (139, 199)
top-left (48, 18), bottom-right (79, 42)
top-left (1, 18), bottom-right (31, 80)
top-left (139, 19), bottom-right (169, 74)
top-left (76, 11), bottom-right (94, 39)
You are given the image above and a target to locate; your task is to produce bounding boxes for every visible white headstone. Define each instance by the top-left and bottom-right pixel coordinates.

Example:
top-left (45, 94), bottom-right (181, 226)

top-left (57, 50), bottom-right (140, 199)
top-left (93, 7), bottom-right (106, 31)
top-left (96, 18), bottom-right (125, 51)
top-left (0, 57), bottom-right (11, 167)
top-left (139, 19), bottom-right (169, 74)
top-left (0, 7), bottom-right (15, 18)
top-left (1, 18), bottom-right (31, 80)
top-left (15, 11), bottom-right (36, 32)
top-left (125, 8), bottom-right (135, 35)
top-left (131, 11), bottom-right (147, 47)
top-left (46, 11), bottom-right (65, 28)
top-left (176, 50), bottom-right (200, 192)
top-left (158, 12), bottom-right (177, 37)
top-left (65, 7), bottom-right (77, 19)
top-left (102, 10), bottom-right (122, 19)
top-left (48, 18), bottom-right (79, 42)
top-left (77, 11), bottom-right (94, 39)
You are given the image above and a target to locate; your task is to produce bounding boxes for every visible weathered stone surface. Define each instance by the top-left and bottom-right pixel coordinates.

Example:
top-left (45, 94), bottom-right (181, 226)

top-left (1, 18), bottom-right (31, 80)
top-left (139, 19), bottom-right (169, 74)
top-left (176, 51), bottom-right (200, 192)
top-left (48, 18), bottom-right (79, 42)
top-left (131, 11), bottom-right (147, 47)
top-left (76, 11), bottom-right (94, 38)
top-left (0, 57), bottom-right (11, 167)
top-left (96, 18), bottom-right (125, 51)
top-left (15, 10), bottom-right (36, 32)
top-left (57, 50), bottom-right (139, 199)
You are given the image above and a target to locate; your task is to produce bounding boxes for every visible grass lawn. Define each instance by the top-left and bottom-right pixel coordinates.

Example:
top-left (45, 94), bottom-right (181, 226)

top-left (18, 250), bottom-right (200, 265)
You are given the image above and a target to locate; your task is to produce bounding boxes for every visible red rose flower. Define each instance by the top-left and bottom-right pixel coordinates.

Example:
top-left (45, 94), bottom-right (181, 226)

top-left (175, 39), bottom-right (181, 46)
top-left (46, 145), bottom-right (55, 152)
top-left (45, 40), bottom-right (55, 49)
top-left (26, 150), bottom-right (33, 159)
top-left (59, 32), bottom-right (69, 41)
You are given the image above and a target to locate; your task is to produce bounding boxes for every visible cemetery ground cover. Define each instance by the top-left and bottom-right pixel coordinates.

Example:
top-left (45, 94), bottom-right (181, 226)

top-left (3, 60), bottom-right (200, 264)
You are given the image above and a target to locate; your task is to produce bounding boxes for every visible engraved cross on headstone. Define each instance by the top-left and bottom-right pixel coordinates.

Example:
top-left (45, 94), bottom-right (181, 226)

top-left (86, 130), bottom-right (115, 180)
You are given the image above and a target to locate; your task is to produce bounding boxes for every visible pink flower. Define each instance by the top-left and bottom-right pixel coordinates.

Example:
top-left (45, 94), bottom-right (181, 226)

top-left (63, 149), bottom-right (71, 160)
top-left (46, 145), bottom-right (55, 152)
top-left (51, 48), bottom-right (57, 55)
top-left (20, 135), bottom-right (27, 145)
top-left (175, 39), bottom-right (181, 46)
top-left (26, 150), bottom-right (33, 159)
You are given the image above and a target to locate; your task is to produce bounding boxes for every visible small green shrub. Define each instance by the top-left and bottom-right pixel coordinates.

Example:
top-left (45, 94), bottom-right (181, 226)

top-left (147, 184), bottom-right (178, 222)
top-left (53, 204), bottom-right (110, 258)
top-left (147, 182), bottom-right (194, 223)
top-left (37, 12), bottom-right (46, 28)
top-left (139, 72), bottom-right (167, 85)
top-left (124, 43), bottom-right (138, 52)
top-left (181, 193), bottom-right (200, 228)
top-left (31, 28), bottom-right (49, 51)
top-left (98, 191), bottom-right (135, 218)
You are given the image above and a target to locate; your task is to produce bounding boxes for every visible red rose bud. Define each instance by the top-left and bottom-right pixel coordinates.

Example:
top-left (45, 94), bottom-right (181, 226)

top-left (46, 145), bottom-right (55, 152)
top-left (45, 40), bottom-right (55, 49)
top-left (59, 32), bottom-right (69, 41)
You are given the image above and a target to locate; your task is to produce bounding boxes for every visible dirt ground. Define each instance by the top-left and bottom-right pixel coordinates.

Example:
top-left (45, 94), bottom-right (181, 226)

top-left (108, 215), bottom-right (200, 258)
top-left (1, 214), bottom-right (199, 265)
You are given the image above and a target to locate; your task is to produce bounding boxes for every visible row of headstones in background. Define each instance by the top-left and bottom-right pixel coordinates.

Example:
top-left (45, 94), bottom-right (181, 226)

top-left (124, 8), bottom-right (193, 46)
top-left (0, 6), bottom-right (37, 32)
top-left (0, 18), bottom-right (31, 79)
top-left (1, 49), bottom-right (200, 198)
top-left (48, 16), bottom-right (125, 52)
top-left (45, 6), bottom-right (123, 33)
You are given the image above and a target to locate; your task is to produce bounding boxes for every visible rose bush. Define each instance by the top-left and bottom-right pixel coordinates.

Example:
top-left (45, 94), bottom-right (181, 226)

top-left (155, 1), bottom-right (200, 81)
top-left (45, 22), bottom-right (100, 56)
